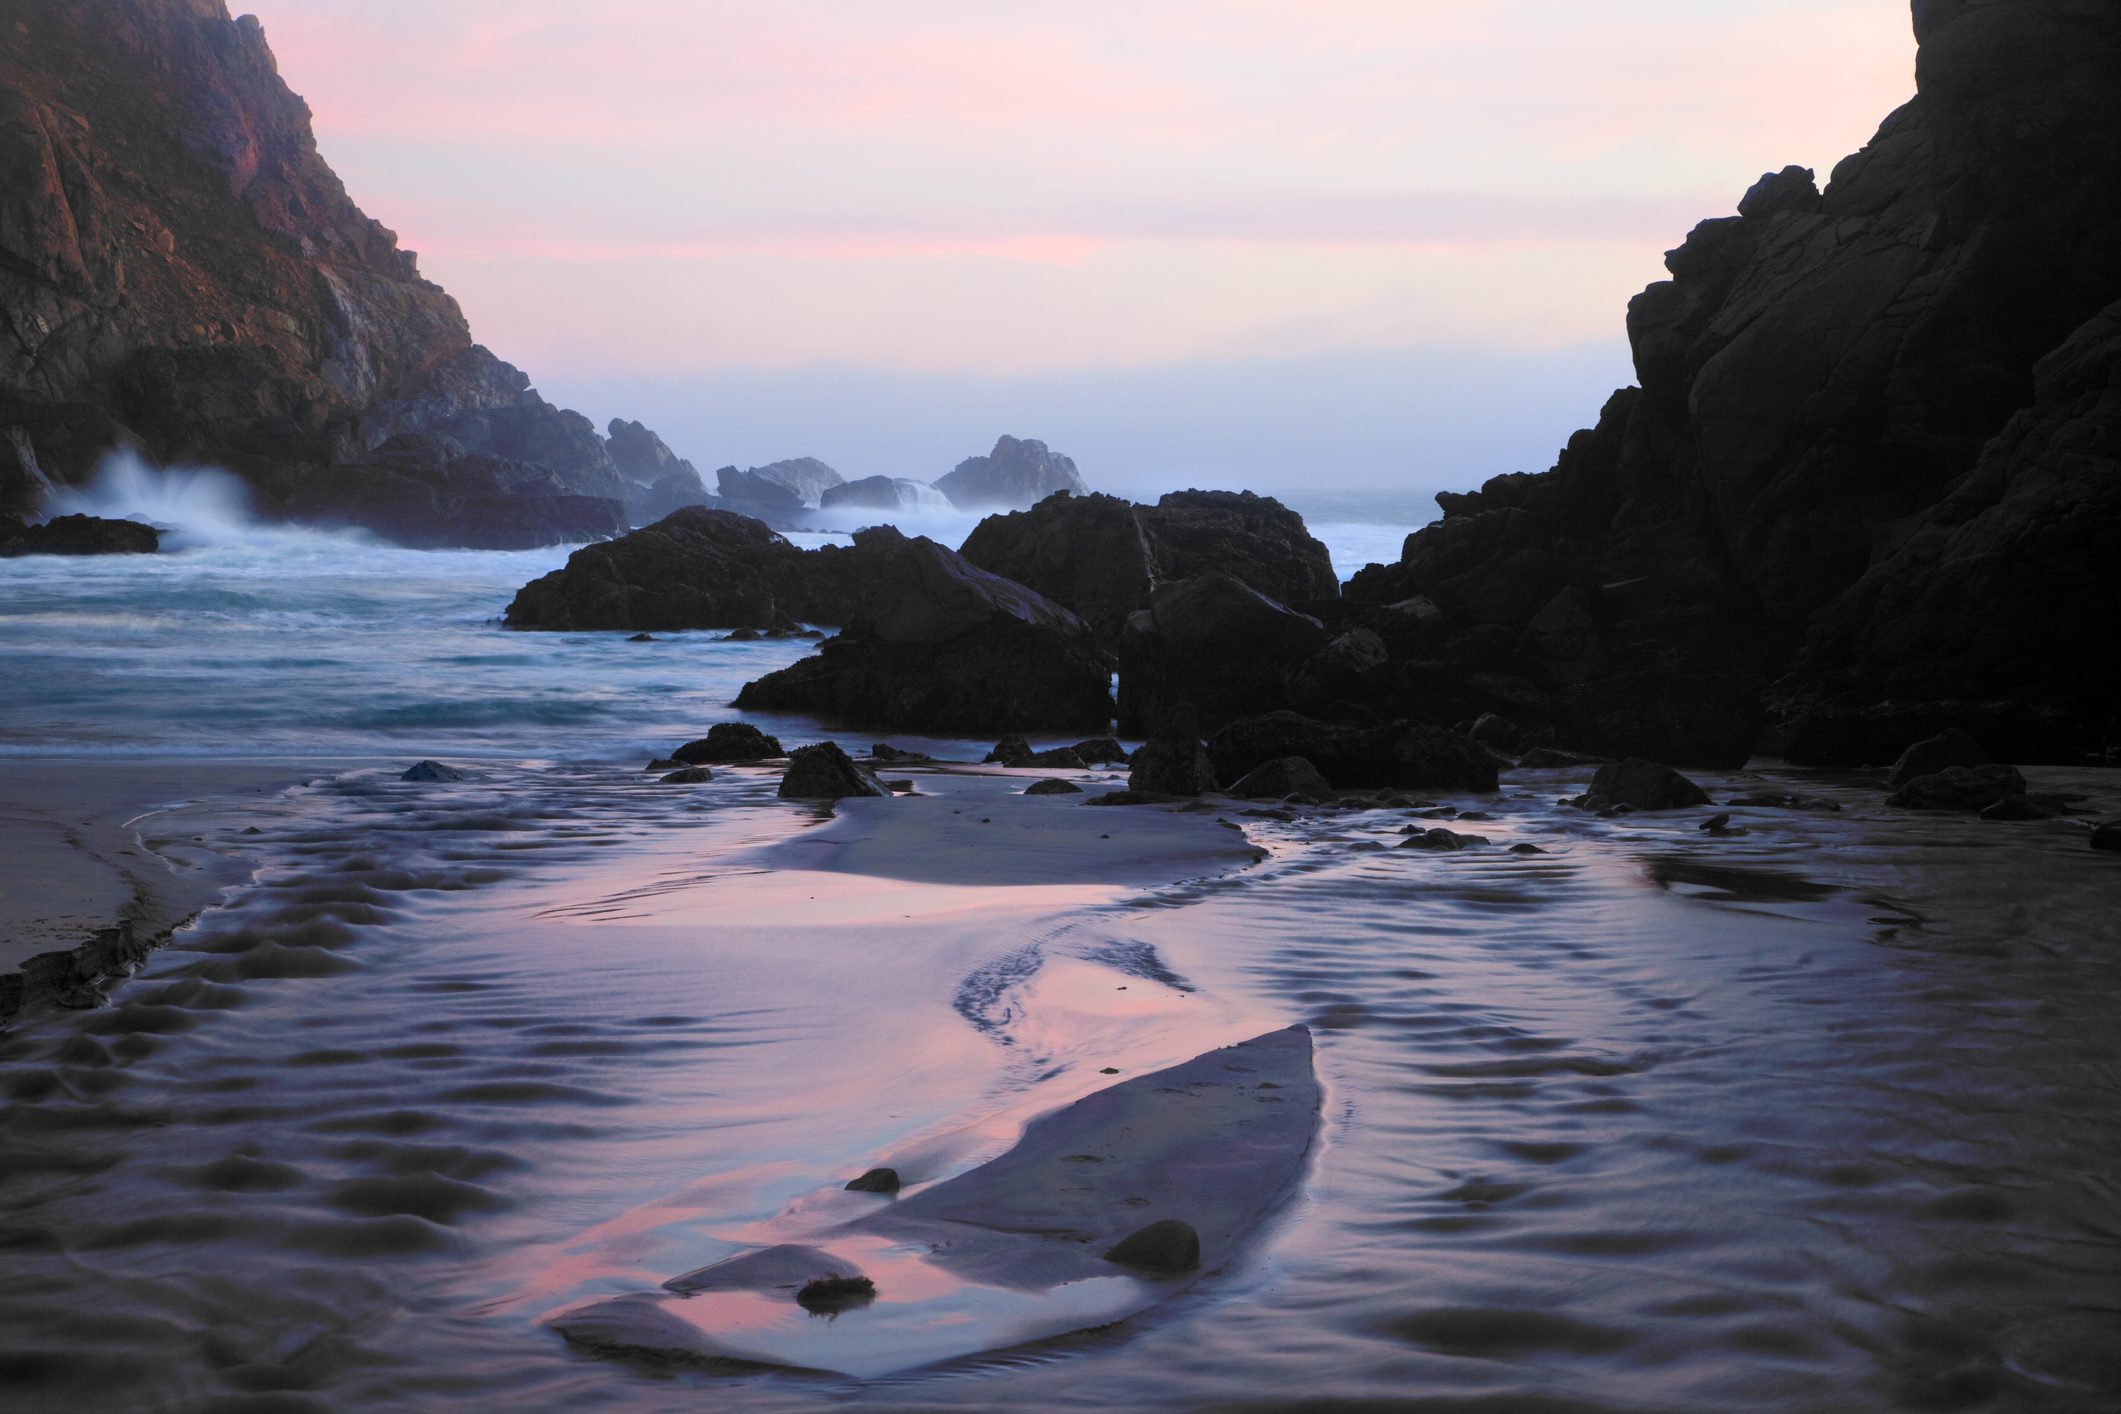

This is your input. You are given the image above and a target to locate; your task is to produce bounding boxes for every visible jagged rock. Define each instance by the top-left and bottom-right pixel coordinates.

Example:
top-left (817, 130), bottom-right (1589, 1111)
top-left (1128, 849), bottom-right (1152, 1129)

top-left (778, 742), bottom-right (889, 801)
top-left (715, 465), bottom-right (806, 524)
top-left (735, 528), bottom-right (1113, 733)
top-left (1024, 778), bottom-right (1083, 796)
top-left (1886, 728), bottom-right (1992, 787)
top-left (1206, 712), bottom-right (1497, 794)
top-left (958, 488), bottom-right (1338, 644)
top-left (673, 723), bottom-right (785, 764)
top-left (505, 507), bottom-right (852, 630)
top-left (747, 457), bottom-right (843, 506)
top-left (821, 475), bottom-right (948, 514)
top-left (1571, 758), bottom-right (1710, 812)
top-left (1227, 757), bottom-right (1335, 805)
top-left (0, 513), bottom-right (159, 556)
top-left (281, 449), bottom-right (625, 549)
top-left (400, 760), bottom-right (466, 782)
top-left (1128, 738), bottom-right (1218, 798)
top-left (935, 435), bottom-right (1088, 511)
top-left (1289, 629), bottom-right (1391, 713)
top-left (1887, 764), bottom-right (2027, 812)
top-left (1117, 574), bottom-right (1327, 735)
top-left (608, 419), bottom-right (711, 523)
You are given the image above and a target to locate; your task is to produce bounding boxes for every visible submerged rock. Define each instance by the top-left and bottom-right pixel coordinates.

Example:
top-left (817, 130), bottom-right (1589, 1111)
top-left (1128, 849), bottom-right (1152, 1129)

top-left (1399, 827), bottom-right (1486, 851)
top-left (778, 742), bottom-right (890, 801)
top-left (659, 766), bottom-right (715, 784)
top-left (400, 760), bottom-right (467, 782)
top-left (1025, 778), bottom-right (1084, 796)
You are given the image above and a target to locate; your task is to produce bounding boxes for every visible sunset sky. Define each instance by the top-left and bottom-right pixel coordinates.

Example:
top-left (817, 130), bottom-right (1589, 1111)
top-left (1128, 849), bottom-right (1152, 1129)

top-left (248, 1), bottom-right (1919, 507)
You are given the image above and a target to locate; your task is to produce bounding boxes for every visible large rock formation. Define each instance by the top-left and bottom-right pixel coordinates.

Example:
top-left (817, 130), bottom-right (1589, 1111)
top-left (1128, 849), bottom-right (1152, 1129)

top-left (821, 475), bottom-right (952, 516)
top-left (1344, 0), bottom-right (2121, 764)
top-left (734, 527), bottom-right (1113, 733)
top-left (747, 457), bottom-right (844, 506)
top-left (935, 435), bottom-right (1089, 511)
top-left (714, 465), bottom-right (806, 526)
top-left (609, 418), bottom-right (711, 524)
top-left (0, 0), bottom-right (663, 545)
top-left (1116, 574), bottom-right (1327, 736)
top-left (958, 489), bottom-right (1337, 642)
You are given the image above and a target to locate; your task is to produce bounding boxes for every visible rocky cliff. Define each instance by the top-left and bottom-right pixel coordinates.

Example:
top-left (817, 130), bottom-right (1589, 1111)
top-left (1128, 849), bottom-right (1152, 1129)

top-left (0, 0), bottom-right (667, 544)
top-left (1346, 0), bottom-right (2120, 763)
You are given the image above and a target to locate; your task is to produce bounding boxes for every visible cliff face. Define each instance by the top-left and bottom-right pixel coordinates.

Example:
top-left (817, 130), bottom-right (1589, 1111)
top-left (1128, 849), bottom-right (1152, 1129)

top-left (0, 0), bottom-right (627, 541)
top-left (1350, 0), bottom-right (2120, 760)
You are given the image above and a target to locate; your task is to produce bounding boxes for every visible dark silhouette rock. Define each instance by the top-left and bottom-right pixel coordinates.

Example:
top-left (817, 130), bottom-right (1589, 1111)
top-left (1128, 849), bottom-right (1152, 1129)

top-left (1399, 827), bottom-right (1486, 851)
top-left (1117, 574), bottom-right (1327, 736)
top-left (1128, 738), bottom-right (1218, 798)
top-left (280, 448), bottom-right (626, 548)
top-left (505, 507), bottom-right (850, 631)
top-left (1228, 757), bottom-right (1335, 805)
top-left (609, 419), bottom-right (712, 523)
top-left (984, 736), bottom-right (1033, 766)
top-left (1024, 778), bottom-right (1083, 796)
top-left (659, 766), bottom-right (715, 784)
top-left (715, 465), bottom-right (806, 524)
top-left (935, 435), bottom-right (1088, 511)
top-left (0, 513), bottom-right (159, 556)
top-left (1142, 490), bottom-right (1338, 605)
top-left (794, 1274), bottom-right (876, 1313)
top-left (1072, 736), bottom-right (1131, 765)
top-left (1978, 793), bottom-right (2064, 822)
top-left (400, 760), bottom-right (467, 782)
top-left (1887, 728), bottom-right (1992, 787)
top-left (1571, 759), bottom-right (1710, 812)
top-left (1103, 1219), bottom-right (1200, 1273)
top-left (673, 723), bottom-right (784, 764)
top-left (1207, 712), bottom-right (1497, 794)
top-left (2092, 822), bottom-right (2121, 853)
top-left (1887, 764), bottom-right (2027, 812)
top-left (870, 743), bottom-right (931, 763)
top-left (844, 1168), bottom-right (901, 1194)
top-left (821, 475), bottom-right (946, 514)
top-left (778, 742), bottom-right (889, 801)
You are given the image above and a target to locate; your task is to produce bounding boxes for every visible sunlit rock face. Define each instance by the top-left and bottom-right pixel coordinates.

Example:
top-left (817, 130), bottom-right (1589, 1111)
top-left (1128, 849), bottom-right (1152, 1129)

top-left (0, 0), bottom-right (630, 542)
top-left (1345, 0), bottom-right (2121, 761)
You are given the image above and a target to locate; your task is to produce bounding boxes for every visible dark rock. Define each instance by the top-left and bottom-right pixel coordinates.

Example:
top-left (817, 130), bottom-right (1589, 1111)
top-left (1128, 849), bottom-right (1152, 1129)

top-left (1128, 737), bottom-right (1218, 798)
top-left (1700, 812), bottom-right (1734, 833)
top-left (1978, 793), bottom-right (2065, 822)
top-left (1468, 713), bottom-right (1533, 756)
top-left (659, 767), bottom-right (715, 784)
top-left (1207, 711), bottom-right (1498, 793)
top-left (2092, 822), bottom-right (2121, 853)
top-left (844, 1168), bottom-right (901, 1194)
top-left (1227, 756), bottom-right (1335, 805)
top-left (674, 723), bottom-right (785, 764)
top-left (1780, 701), bottom-right (2081, 768)
top-left (506, 507), bottom-right (849, 630)
top-left (1117, 574), bottom-right (1326, 735)
top-left (935, 435), bottom-right (1088, 511)
top-left (280, 451), bottom-right (627, 549)
top-left (0, 513), bottom-right (161, 556)
top-left (400, 760), bottom-right (467, 782)
top-left (1508, 843), bottom-right (1547, 855)
top-left (1886, 728), bottom-right (1992, 787)
top-left (1725, 792), bottom-right (1842, 812)
top-left (1103, 1218), bottom-right (1200, 1273)
top-left (747, 457), bottom-right (843, 507)
top-left (1399, 828), bottom-right (1486, 851)
top-left (1517, 747), bottom-right (1610, 769)
top-left (1887, 764), bottom-right (2027, 812)
top-left (645, 758), bottom-right (682, 771)
top-left (1028, 747), bottom-right (1088, 769)
top-left (1025, 778), bottom-right (1083, 796)
top-left (1072, 736), bottom-right (1131, 765)
top-left (1572, 758), bottom-right (1710, 812)
top-left (778, 742), bottom-right (890, 801)
top-left (627, 632), bottom-right (655, 642)
top-left (1084, 790), bottom-right (1196, 807)
top-left (715, 465), bottom-right (806, 523)
top-left (984, 736), bottom-right (1033, 766)
top-left (609, 419), bottom-right (710, 523)
top-left (871, 742), bottom-right (932, 763)
top-left (794, 1274), bottom-right (876, 1313)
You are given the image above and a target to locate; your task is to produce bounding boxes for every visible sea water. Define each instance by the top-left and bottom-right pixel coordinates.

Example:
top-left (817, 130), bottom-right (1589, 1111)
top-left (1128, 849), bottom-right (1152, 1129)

top-left (1, 477), bottom-right (2116, 1412)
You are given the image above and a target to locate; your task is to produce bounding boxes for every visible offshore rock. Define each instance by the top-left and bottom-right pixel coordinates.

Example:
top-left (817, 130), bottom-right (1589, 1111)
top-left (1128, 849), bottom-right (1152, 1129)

top-left (714, 465), bottom-right (806, 525)
top-left (821, 475), bottom-right (949, 515)
top-left (935, 435), bottom-right (1089, 511)
top-left (747, 457), bottom-right (844, 507)
top-left (673, 723), bottom-right (785, 764)
top-left (0, 512), bottom-right (159, 556)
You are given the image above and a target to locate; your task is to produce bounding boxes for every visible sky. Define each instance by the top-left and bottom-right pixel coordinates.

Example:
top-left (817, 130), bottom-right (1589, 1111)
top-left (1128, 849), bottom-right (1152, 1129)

top-left (248, 1), bottom-right (1919, 510)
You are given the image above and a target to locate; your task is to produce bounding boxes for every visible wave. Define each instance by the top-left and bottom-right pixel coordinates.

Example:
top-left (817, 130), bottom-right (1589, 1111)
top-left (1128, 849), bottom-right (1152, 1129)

top-left (49, 451), bottom-right (373, 552)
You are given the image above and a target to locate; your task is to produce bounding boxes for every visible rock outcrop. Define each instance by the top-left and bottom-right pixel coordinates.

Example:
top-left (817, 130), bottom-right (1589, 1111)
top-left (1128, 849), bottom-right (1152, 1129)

top-left (733, 527), bottom-right (1114, 733)
top-left (820, 475), bottom-right (951, 515)
top-left (958, 489), bottom-right (1337, 642)
top-left (1116, 574), bottom-right (1326, 736)
top-left (0, 1), bottom-right (661, 545)
top-left (1341, 1), bottom-right (2121, 764)
top-left (1206, 712), bottom-right (1498, 794)
top-left (609, 418), bottom-right (711, 524)
top-left (747, 457), bottom-right (843, 506)
top-left (0, 512), bottom-right (159, 555)
top-left (935, 435), bottom-right (1088, 511)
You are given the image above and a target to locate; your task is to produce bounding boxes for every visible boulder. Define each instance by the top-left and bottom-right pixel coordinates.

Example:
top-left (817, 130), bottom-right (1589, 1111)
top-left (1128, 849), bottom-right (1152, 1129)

top-left (1887, 764), bottom-right (2028, 813)
top-left (673, 723), bottom-right (785, 764)
top-left (1227, 756), bottom-right (1335, 805)
top-left (1978, 793), bottom-right (2065, 822)
top-left (1024, 778), bottom-right (1083, 796)
top-left (2092, 822), bottom-right (2121, 853)
top-left (1399, 827), bottom-right (1487, 851)
top-left (505, 507), bottom-right (852, 631)
top-left (400, 760), bottom-right (467, 782)
top-left (659, 766), bottom-right (715, 784)
top-left (1072, 737), bottom-right (1131, 765)
top-left (1571, 758), bottom-right (1710, 812)
top-left (844, 1168), bottom-right (901, 1194)
top-left (984, 736), bottom-right (1034, 766)
top-left (821, 475), bottom-right (949, 514)
top-left (1138, 490), bottom-right (1339, 607)
top-left (778, 742), bottom-right (890, 801)
top-left (0, 513), bottom-right (159, 556)
top-left (1206, 711), bottom-right (1497, 793)
top-left (1886, 728), bottom-right (1992, 787)
top-left (1128, 738), bottom-right (1218, 798)
top-left (1117, 574), bottom-right (1327, 735)
top-left (935, 435), bottom-right (1088, 511)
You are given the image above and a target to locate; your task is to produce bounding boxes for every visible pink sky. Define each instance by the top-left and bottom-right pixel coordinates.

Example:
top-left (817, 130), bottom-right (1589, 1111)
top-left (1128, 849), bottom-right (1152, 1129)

top-left (246, 1), bottom-right (1919, 494)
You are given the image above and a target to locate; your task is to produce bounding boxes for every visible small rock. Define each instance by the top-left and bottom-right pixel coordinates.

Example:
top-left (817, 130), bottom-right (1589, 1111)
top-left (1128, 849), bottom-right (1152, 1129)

top-left (1978, 793), bottom-right (2064, 821)
top-left (674, 722), bottom-right (784, 764)
top-left (844, 1168), bottom-right (900, 1194)
top-left (1571, 758), bottom-right (1709, 811)
top-left (727, 627), bottom-right (761, 641)
top-left (1399, 827), bottom-right (1486, 851)
top-left (779, 742), bottom-right (891, 801)
top-left (627, 632), bottom-right (655, 642)
top-left (1104, 1218), bottom-right (1200, 1273)
top-left (1455, 810), bottom-right (1494, 821)
top-left (1227, 756), bottom-right (1334, 805)
top-left (1071, 736), bottom-right (1132, 765)
top-left (1887, 764), bottom-right (2026, 812)
top-left (400, 760), bottom-right (467, 782)
top-left (660, 767), bottom-right (715, 784)
top-left (795, 1274), bottom-right (876, 1313)
top-left (872, 742), bottom-right (932, 762)
top-left (1025, 778), bottom-right (1083, 795)
top-left (1700, 812), bottom-right (1732, 833)
top-left (984, 735), bottom-right (1033, 766)
top-left (1886, 728), bottom-right (1990, 788)
top-left (1507, 842), bottom-right (1546, 854)
top-left (645, 757), bottom-right (682, 771)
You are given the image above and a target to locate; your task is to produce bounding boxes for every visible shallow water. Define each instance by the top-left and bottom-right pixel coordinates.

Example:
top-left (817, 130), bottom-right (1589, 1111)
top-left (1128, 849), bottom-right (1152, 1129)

top-left (1, 759), bottom-right (2116, 1411)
